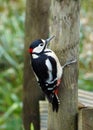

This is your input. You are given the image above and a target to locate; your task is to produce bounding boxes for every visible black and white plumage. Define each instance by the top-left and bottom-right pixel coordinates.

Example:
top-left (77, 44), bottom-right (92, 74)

top-left (28, 36), bottom-right (76, 112)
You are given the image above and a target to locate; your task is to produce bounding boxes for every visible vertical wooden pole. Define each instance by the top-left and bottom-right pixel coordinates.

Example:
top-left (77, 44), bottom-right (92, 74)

top-left (48, 0), bottom-right (80, 130)
top-left (23, 1), bottom-right (50, 130)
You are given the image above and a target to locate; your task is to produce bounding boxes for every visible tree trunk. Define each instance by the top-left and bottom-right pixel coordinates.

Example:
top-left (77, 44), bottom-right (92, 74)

top-left (23, 1), bottom-right (50, 130)
top-left (48, 0), bottom-right (80, 130)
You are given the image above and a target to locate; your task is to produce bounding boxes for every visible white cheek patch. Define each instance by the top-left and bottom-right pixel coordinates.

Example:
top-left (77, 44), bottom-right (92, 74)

top-left (32, 40), bottom-right (46, 54)
top-left (33, 46), bottom-right (43, 53)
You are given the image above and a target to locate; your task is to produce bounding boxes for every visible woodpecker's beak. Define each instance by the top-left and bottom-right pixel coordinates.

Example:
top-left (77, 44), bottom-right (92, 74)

top-left (46, 36), bottom-right (55, 44)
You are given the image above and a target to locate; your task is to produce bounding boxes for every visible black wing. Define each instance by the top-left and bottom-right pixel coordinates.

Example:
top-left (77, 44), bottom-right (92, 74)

top-left (31, 54), bottom-right (48, 82)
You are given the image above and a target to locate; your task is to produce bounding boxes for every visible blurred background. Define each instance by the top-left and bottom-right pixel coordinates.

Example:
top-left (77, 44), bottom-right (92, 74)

top-left (0, 0), bottom-right (93, 130)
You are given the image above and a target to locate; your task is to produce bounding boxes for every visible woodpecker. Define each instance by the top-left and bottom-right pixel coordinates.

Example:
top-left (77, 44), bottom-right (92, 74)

top-left (28, 36), bottom-right (76, 112)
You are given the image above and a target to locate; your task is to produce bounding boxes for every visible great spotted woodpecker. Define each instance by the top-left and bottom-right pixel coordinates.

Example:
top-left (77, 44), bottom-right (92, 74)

top-left (28, 36), bottom-right (76, 112)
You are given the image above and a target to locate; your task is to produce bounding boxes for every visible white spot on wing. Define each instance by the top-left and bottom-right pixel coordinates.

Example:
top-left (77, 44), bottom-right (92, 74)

top-left (45, 59), bottom-right (53, 82)
top-left (45, 49), bottom-right (62, 79)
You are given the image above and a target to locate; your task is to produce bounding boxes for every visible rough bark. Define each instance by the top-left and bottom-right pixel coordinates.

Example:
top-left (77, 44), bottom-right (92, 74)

top-left (48, 0), bottom-right (80, 130)
top-left (23, 1), bottom-right (50, 130)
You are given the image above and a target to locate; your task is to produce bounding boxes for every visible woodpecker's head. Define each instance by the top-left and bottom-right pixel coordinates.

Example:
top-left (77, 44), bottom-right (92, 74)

top-left (28, 36), bottom-right (55, 54)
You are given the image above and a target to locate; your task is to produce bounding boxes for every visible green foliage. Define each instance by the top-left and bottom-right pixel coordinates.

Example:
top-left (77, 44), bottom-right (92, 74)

top-left (30, 123), bottom-right (34, 130)
top-left (79, 1), bottom-right (93, 91)
top-left (0, 0), bottom-right (25, 129)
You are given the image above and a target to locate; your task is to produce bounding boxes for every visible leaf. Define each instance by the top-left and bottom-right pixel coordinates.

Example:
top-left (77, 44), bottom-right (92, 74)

top-left (0, 102), bottom-right (22, 124)
top-left (30, 123), bottom-right (34, 130)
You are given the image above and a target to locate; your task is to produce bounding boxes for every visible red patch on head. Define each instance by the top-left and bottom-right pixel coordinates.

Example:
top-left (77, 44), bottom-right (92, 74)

top-left (28, 48), bottom-right (33, 53)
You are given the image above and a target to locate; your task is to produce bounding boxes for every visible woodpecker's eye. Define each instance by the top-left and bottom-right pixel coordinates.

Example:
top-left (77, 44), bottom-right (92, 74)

top-left (40, 43), bottom-right (44, 46)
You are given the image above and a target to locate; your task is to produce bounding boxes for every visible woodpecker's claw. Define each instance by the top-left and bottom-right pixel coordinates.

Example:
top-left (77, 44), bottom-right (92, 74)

top-left (62, 59), bottom-right (77, 69)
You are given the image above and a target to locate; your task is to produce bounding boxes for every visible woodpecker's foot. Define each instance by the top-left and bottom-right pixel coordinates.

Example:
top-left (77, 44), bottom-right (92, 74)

top-left (53, 79), bottom-right (61, 95)
top-left (52, 93), bottom-right (60, 112)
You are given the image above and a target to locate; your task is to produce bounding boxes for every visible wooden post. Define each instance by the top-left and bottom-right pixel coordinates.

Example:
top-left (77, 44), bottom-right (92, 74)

top-left (23, 1), bottom-right (50, 130)
top-left (78, 108), bottom-right (93, 130)
top-left (48, 0), bottom-right (80, 130)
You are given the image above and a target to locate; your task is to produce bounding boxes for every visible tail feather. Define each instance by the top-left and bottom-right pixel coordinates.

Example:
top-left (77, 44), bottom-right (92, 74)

top-left (46, 93), bottom-right (60, 112)
top-left (52, 94), bottom-right (60, 112)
